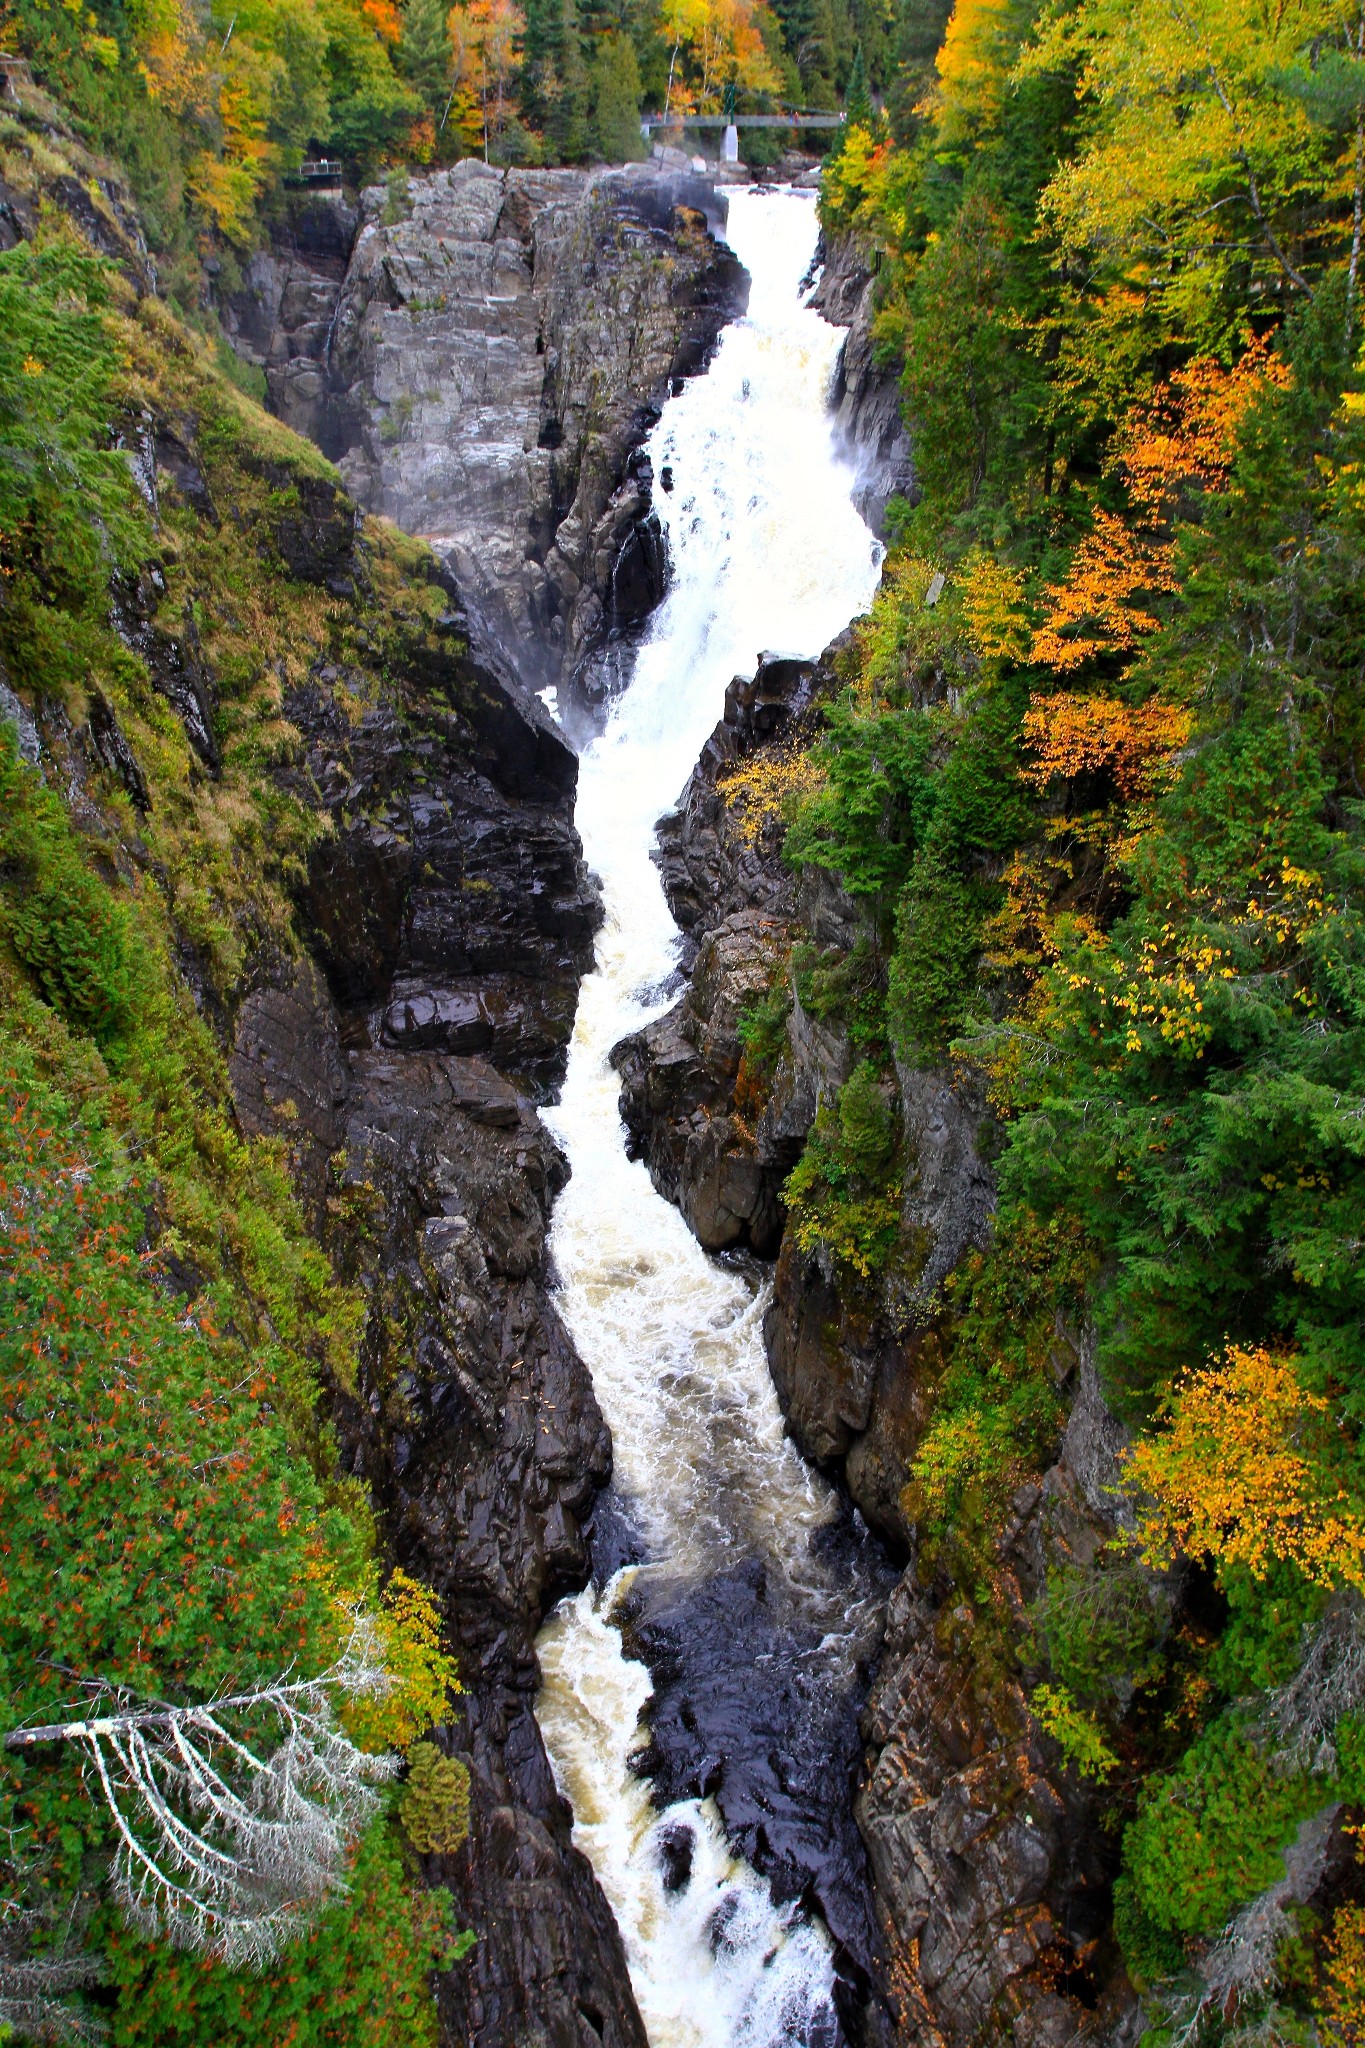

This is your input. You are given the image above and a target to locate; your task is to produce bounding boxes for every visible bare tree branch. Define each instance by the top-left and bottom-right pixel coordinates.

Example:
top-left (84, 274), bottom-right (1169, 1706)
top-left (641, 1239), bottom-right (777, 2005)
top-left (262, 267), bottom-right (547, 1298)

top-left (7, 1618), bottom-right (401, 1969)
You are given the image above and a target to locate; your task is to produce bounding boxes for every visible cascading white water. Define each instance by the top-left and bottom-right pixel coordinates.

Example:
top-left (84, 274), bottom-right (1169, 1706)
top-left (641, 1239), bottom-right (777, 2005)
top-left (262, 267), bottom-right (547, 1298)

top-left (536, 189), bottom-right (885, 2048)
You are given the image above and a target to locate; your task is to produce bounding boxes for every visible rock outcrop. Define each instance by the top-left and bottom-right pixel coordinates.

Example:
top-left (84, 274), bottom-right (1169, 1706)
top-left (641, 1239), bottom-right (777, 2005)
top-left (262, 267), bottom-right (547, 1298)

top-left (277, 564), bottom-right (601, 1090)
top-left (614, 648), bottom-right (847, 1253)
top-left (807, 230), bottom-right (914, 537)
top-left (224, 162), bottom-right (748, 704)
top-left (222, 608), bottom-right (642, 2046)
top-left (857, 1346), bottom-right (1149, 2048)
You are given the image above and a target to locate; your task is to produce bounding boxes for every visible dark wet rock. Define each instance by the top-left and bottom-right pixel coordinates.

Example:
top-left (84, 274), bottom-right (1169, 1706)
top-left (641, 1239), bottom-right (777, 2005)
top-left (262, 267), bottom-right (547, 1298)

top-left (325, 1047), bottom-right (639, 2048)
top-left (624, 1518), bottom-right (898, 2048)
top-left (612, 909), bottom-right (791, 1253)
top-left (108, 565), bottom-right (222, 773)
top-left (87, 689), bottom-right (150, 813)
top-left (146, 620), bottom-right (221, 771)
top-left (893, 1061), bottom-right (997, 1315)
top-left (260, 462), bottom-right (362, 594)
top-left (763, 1056), bottom-right (996, 1553)
top-left (807, 232), bottom-right (914, 538)
top-left (222, 161), bottom-right (747, 700)
top-left (218, 187), bottom-right (361, 454)
top-left (229, 956), bottom-right (349, 1222)
top-left (277, 587), bottom-right (600, 1091)
top-left (584, 1486), bottom-right (650, 1588)
top-left (151, 415), bottom-right (219, 522)
top-left (765, 1249), bottom-right (930, 1559)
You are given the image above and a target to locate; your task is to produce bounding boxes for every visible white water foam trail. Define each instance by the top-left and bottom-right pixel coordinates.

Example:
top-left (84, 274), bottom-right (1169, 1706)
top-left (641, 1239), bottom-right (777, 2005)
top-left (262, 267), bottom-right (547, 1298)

top-left (536, 189), bottom-right (884, 2048)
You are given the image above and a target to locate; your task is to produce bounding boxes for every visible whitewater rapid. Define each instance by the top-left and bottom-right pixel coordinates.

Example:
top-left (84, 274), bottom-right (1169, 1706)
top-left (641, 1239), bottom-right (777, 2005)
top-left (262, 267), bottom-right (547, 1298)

top-left (536, 188), bottom-right (885, 2048)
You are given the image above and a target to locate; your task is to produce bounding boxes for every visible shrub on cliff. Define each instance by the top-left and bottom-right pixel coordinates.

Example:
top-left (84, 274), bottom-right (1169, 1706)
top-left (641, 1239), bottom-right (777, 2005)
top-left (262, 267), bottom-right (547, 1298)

top-left (783, 1061), bottom-right (903, 1281)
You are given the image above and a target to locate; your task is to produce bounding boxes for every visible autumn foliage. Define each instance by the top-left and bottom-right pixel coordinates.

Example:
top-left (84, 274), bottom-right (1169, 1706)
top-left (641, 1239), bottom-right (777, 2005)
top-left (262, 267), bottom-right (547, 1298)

top-left (1127, 1346), bottom-right (1365, 1592)
top-left (1020, 693), bottom-right (1193, 797)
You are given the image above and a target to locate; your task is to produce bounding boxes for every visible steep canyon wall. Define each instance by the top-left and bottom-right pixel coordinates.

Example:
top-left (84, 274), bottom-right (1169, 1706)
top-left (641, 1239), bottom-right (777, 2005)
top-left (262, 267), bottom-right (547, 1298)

top-left (222, 162), bottom-right (748, 2048)
top-left (224, 163), bottom-right (747, 704)
top-left (0, 95), bottom-right (745, 2048)
top-left (618, 643), bottom-right (1144, 2046)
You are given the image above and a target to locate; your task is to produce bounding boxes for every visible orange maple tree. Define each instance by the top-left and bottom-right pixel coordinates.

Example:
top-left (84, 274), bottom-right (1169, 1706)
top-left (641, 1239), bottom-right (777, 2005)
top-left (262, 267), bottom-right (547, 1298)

top-left (1118, 337), bottom-right (1293, 517)
top-left (1030, 509), bottom-right (1177, 673)
top-left (1020, 691), bottom-right (1192, 797)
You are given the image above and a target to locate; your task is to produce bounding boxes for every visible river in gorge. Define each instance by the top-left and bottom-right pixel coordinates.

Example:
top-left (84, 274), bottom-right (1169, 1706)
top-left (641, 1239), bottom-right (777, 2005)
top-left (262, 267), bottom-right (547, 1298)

top-left (536, 187), bottom-right (891, 2048)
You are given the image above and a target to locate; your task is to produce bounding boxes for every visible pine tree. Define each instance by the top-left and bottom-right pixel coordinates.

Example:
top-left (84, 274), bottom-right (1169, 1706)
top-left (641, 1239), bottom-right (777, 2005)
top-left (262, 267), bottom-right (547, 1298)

top-left (399, 0), bottom-right (456, 117)
top-left (845, 39), bottom-right (871, 125)
top-left (592, 35), bottom-right (646, 160)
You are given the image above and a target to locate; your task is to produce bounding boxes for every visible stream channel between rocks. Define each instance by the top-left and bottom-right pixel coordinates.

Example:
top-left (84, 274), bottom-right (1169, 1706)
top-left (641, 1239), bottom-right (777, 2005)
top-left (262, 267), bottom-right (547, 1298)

top-left (534, 189), bottom-right (891, 2048)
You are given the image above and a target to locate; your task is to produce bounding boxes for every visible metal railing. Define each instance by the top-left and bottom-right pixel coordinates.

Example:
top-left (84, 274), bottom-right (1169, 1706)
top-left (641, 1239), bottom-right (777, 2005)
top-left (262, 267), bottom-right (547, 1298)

top-left (640, 112), bottom-right (843, 133)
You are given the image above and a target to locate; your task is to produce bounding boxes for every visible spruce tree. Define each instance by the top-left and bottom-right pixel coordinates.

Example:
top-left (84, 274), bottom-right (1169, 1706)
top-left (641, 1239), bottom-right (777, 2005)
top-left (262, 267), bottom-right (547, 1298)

top-left (399, 0), bottom-right (455, 119)
top-left (845, 41), bottom-right (871, 128)
top-left (548, 0), bottom-right (592, 160)
top-left (591, 36), bottom-right (646, 161)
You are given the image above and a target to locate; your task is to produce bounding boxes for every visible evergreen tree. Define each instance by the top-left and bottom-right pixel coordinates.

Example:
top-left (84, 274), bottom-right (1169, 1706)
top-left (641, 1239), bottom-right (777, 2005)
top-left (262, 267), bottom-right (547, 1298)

top-left (886, 0), bottom-right (954, 140)
top-left (592, 34), bottom-right (646, 158)
top-left (547, 0), bottom-right (591, 158)
top-left (844, 40), bottom-right (870, 125)
top-left (399, 0), bottom-right (456, 118)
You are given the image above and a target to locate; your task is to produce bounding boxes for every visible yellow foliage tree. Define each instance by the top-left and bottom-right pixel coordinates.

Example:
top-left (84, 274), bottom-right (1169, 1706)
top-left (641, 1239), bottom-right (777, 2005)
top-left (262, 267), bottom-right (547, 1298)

top-left (718, 743), bottom-right (824, 845)
top-left (448, 0), bottom-right (525, 156)
top-left (933, 0), bottom-right (1016, 145)
top-left (1322, 1899), bottom-right (1365, 2046)
top-left (658, 0), bottom-right (777, 114)
top-left (304, 1557), bottom-right (461, 1756)
top-left (1127, 1344), bottom-right (1365, 1592)
top-left (960, 548), bottom-right (1031, 664)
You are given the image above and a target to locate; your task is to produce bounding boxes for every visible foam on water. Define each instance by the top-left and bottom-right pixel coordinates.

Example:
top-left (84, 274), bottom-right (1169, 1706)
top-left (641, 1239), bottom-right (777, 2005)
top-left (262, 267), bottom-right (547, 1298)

top-left (535, 187), bottom-right (884, 2048)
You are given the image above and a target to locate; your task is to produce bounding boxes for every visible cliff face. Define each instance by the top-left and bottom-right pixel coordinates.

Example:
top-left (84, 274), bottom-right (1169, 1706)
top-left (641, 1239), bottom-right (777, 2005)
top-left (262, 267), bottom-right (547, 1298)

top-left (212, 164), bottom-right (751, 2047)
top-left (807, 231), bottom-right (914, 537)
top-left (225, 586), bottom-right (641, 2046)
top-left (616, 652), bottom-right (1142, 2047)
top-left (224, 163), bottom-right (748, 703)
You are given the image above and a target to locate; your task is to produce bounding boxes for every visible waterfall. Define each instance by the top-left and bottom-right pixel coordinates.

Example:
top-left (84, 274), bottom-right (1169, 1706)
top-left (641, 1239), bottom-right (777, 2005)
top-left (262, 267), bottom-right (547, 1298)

top-left (536, 189), bottom-right (886, 2048)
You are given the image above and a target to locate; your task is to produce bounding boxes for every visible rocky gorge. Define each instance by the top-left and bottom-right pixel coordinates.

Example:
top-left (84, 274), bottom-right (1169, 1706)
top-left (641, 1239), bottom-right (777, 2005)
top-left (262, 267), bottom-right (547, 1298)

top-left (220, 175), bottom-right (1121, 2048)
top-left (0, 84), bottom-right (764, 2048)
top-left (0, 85), bottom-right (1140, 2048)
top-left (218, 162), bottom-right (763, 2048)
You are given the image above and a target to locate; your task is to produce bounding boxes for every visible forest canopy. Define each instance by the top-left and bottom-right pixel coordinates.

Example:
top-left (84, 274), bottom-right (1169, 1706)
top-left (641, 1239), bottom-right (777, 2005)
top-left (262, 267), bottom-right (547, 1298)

top-left (1, 0), bottom-right (932, 277)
